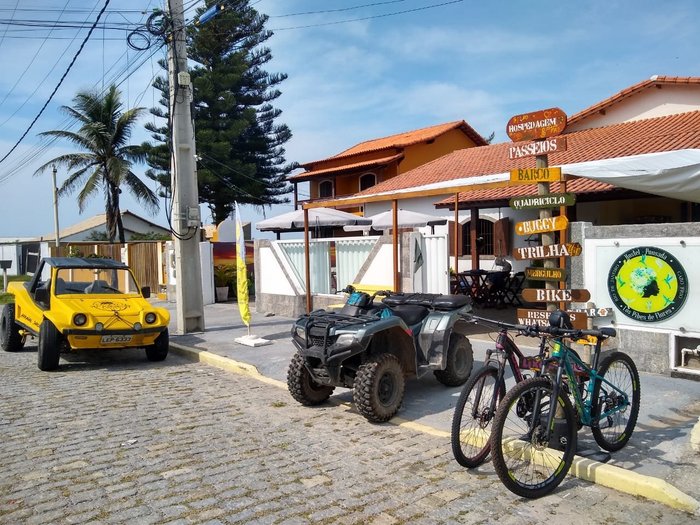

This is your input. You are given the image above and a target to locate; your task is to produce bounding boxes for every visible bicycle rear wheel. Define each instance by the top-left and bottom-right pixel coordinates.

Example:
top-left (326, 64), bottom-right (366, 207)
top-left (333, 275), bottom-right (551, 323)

top-left (451, 365), bottom-right (505, 468)
top-left (591, 351), bottom-right (640, 452)
top-left (491, 376), bottom-right (577, 498)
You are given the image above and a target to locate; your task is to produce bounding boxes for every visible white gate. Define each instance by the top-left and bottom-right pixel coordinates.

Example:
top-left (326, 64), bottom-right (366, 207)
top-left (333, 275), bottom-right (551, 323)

top-left (278, 240), bottom-right (331, 294)
top-left (335, 237), bottom-right (379, 290)
top-left (421, 233), bottom-right (450, 294)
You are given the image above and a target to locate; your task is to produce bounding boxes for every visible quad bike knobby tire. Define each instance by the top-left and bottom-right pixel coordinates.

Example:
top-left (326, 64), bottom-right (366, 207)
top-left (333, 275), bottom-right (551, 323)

top-left (287, 351), bottom-right (335, 405)
top-left (37, 319), bottom-right (61, 371)
top-left (146, 329), bottom-right (169, 362)
top-left (353, 353), bottom-right (405, 423)
top-left (434, 334), bottom-right (473, 386)
top-left (0, 303), bottom-right (24, 352)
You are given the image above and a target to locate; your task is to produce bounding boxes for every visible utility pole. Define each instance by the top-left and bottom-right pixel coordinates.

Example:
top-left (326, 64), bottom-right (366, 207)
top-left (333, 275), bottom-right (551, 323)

top-left (51, 165), bottom-right (60, 250)
top-left (166, 0), bottom-right (205, 333)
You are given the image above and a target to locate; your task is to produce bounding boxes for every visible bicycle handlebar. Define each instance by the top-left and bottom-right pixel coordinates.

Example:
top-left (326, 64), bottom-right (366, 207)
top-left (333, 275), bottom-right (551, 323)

top-left (463, 313), bottom-right (616, 340)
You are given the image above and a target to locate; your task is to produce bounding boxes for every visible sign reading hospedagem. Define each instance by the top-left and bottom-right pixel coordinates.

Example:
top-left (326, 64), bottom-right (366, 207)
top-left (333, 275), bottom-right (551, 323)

top-left (507, 107), bottom-right (567, 142)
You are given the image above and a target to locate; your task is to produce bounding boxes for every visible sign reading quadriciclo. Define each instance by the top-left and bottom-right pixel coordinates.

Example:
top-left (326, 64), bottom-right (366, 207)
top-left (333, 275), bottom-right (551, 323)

top-left (608, 246), bottom-right (688, 322)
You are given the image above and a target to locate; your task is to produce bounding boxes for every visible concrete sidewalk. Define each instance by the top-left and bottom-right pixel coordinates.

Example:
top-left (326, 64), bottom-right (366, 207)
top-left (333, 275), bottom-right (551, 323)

top-left (160, 300), bottom-right (700, 514)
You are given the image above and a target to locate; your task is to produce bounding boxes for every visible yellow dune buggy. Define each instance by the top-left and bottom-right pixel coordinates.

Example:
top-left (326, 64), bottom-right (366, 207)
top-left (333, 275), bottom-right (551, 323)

top-left (0, 257), bottom-right (170, 371)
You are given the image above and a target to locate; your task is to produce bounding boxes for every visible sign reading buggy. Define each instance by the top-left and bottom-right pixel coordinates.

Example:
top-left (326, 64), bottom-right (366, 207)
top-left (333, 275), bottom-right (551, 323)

top-left (607, 246), bottom-right (688, 322)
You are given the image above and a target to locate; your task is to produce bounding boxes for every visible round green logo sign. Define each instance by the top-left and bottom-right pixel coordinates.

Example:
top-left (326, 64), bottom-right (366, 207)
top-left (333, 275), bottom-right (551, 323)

top-left (608, 247), bottom-right (688, 322)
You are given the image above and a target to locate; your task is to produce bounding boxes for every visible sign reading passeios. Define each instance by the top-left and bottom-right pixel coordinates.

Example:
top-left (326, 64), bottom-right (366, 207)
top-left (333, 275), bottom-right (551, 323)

top-left (508, 136), bottom-right (567, 160)
top-left (506, 108), bottom-right (567, 142)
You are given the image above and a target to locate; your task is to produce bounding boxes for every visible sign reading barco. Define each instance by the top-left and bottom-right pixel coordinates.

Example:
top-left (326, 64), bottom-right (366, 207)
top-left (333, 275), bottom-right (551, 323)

top-left (608, 246), bottom-right (688, 322)
top-left (509, 167), bottom-right (562, 185)
top-left (506, 108), bottom-right (567, 142)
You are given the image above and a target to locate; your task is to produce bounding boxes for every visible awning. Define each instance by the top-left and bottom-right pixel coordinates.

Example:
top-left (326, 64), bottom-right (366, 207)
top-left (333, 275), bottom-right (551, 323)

top-left (313, 149), bottom-right (700, 206)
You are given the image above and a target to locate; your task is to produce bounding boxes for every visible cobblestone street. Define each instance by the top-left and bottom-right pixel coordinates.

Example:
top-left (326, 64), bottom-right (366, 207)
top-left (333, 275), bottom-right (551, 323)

top-left (0, 348), bottom-right (696, 524)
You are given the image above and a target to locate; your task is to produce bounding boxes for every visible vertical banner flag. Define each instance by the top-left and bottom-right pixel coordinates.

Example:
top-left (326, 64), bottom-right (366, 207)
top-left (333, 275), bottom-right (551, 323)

top-left (235, 202), bottom-right (251, 327)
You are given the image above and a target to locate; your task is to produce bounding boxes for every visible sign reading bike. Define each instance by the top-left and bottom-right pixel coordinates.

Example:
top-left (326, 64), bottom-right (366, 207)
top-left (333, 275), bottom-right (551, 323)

top-left (522, 288), bottom-right (591, 303)
top-left (509, 167), bottom-right (561, 185)
top-left (509, 192), bottom-right (576, 210)
top-left (506, 107), bottom-right (567, 142)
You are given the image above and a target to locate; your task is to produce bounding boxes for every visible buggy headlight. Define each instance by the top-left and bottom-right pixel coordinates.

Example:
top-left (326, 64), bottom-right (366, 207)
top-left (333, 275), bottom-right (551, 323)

top-left (95, 322), bottom-right (104, 332)
top-left (134, 322), bottom-right (142, 331)
top-left (73, 313), bottom-right (87, 326)
top-left (145, 312), bottom-right (157, 324)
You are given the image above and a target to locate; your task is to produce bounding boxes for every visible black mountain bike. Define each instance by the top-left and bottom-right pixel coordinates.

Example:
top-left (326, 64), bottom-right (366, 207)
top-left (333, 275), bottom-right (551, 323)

top-left (451, 316), bottom-right (547, 468)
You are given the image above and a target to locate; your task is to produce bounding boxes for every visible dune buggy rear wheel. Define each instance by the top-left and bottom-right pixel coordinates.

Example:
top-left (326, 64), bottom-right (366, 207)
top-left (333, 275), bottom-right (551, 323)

top-left (287, 351), bottom-right (335, 405)
top-left (353, 353), bottom-right (405, 423)
top-left (1, 303), bottom-right (24, 352)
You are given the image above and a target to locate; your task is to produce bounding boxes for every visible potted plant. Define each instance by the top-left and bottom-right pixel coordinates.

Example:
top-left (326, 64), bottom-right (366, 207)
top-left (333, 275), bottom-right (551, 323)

top-left (213, 264), bottom-right (236, 302)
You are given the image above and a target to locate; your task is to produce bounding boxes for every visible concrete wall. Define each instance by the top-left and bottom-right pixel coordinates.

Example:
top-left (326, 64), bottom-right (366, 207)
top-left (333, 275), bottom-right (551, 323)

top-left (570, 221), bottom-right (700, 376)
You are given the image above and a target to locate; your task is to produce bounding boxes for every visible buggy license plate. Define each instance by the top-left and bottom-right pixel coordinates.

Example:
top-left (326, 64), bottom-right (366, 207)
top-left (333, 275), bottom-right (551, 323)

top-left (100, 335), bottom-right (132, 344)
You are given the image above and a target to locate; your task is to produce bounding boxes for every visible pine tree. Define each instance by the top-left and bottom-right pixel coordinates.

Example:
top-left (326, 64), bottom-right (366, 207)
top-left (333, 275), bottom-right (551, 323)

top-left (144, 0), bottom-right (295, 224)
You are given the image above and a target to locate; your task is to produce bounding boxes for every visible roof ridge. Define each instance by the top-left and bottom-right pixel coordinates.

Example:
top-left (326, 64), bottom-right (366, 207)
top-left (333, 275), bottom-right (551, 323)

top-left (568, 75), bottom-right (700, 125)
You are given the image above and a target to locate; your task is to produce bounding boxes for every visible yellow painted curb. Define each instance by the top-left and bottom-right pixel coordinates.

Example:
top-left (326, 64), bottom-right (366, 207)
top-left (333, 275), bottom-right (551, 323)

top-left (691, 417), bottom-right (700, 453)
top-left (170, 342), bottom-right (699, 515)
top-left (570, 456), bottom-right (699, 514)
top-left (169, 344), bottom-right (287, 390)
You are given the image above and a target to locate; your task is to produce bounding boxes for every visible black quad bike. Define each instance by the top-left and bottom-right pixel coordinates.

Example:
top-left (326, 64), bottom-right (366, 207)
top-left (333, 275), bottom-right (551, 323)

top-left (287, 287), bottom-right (474, 423)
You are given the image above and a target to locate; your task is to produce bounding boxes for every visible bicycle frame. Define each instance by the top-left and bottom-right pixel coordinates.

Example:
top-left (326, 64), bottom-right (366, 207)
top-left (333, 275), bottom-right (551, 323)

top-left (544, 336), bottom-right (631, 434)
top-left (476, 329), bottom-right (548, 420)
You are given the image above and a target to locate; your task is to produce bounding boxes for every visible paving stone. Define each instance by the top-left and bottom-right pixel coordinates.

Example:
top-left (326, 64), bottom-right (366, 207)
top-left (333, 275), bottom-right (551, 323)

top-left (0, 350), bottom-right (696, 525)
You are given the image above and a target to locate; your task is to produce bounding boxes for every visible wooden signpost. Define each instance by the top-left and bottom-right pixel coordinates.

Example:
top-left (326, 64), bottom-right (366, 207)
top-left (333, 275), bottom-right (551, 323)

top-left (515, 215), bottom-right (568, 235)
top-left (506, 108), bottom-right (567, 142)
top-left (513, 242), bottom-right (582, 260)
top-left (522, 288), bottom-right (591, 303)
top-left (525, 266), bottom-right (567, 281)
top-left (517, 308), bottom-right (588, 330)
top-left (509, 167), bottom-right (562, 185)
top-left (509, 193), bottom-right (576, 210)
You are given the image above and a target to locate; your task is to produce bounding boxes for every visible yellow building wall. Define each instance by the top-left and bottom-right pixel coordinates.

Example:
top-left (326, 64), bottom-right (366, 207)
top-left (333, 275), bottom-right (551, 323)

top-left (308, 129), bottom-right (479, 199)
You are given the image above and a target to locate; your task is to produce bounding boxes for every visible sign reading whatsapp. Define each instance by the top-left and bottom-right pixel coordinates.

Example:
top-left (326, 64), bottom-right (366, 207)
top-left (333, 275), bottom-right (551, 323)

top-left (607, 246), bottom-right (688, 323)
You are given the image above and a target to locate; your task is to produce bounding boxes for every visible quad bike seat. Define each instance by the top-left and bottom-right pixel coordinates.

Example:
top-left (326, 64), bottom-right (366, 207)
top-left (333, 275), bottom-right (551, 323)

top-left (389, 304), bottom-right (431, 326)
top-left (383, 293), bottom-right (470, 311)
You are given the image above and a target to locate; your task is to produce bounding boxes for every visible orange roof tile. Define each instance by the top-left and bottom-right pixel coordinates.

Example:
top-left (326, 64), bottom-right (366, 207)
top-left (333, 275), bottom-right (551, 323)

top-left (358, 110), bottom-right (700, 203)
top-left (289, 153), bottom-right (404, 182)
top-left (568, 76), bottom-right (700, 126)
top-left (300, 120), bottom-right (487, 169)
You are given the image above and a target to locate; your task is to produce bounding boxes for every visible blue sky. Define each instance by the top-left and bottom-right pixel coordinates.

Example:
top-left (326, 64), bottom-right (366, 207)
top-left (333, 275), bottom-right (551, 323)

top-left (0, 0), bottom-right (698, 239)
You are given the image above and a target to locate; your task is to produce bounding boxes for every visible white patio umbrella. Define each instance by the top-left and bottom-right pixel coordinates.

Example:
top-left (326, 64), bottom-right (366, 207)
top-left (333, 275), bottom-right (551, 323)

top-left (344, 209), bottom-right (447, 232)
top-left (256, 207), bottom-right (371, 232)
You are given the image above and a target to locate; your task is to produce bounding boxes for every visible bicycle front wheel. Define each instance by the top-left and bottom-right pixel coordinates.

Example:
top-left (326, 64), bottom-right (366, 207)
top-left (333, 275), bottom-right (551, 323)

top-left (591, 351), bottom-right (640, 452)
top-left (491, 376), bottom-right (577, 498)
top-left (451, 365), bottom-right (505, 468)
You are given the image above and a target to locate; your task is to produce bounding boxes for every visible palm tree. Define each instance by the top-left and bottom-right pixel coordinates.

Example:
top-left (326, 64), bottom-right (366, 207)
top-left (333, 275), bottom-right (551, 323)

top-left (35, 85), bottom-right (159, 243)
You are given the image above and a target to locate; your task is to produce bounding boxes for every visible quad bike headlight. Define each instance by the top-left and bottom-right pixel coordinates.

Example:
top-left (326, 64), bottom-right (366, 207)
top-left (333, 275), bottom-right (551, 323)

top-left (73, 313), bottom-right (87, 326)
top-left (294, 326), bottom-right (305, 339)
top-left (145, 312), bottom-right (157, 324)
top-left (334, 334), bottom-right (355, 347)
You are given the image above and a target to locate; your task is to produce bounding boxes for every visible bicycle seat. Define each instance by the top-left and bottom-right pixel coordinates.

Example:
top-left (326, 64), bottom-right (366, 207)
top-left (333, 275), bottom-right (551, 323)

top-left (600, 327), bottom-right (616, 338)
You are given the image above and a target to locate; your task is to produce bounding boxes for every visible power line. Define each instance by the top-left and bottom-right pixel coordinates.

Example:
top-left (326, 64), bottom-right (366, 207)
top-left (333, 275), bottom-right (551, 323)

top-left (271, 0), bottom-right (464, 31)
top-left (0, 0), bottom-right (113, 166)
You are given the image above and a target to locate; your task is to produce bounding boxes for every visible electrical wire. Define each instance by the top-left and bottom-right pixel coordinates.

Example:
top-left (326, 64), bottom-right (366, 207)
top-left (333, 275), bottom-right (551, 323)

top-left (0, 0), bottom-right (113, 165)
